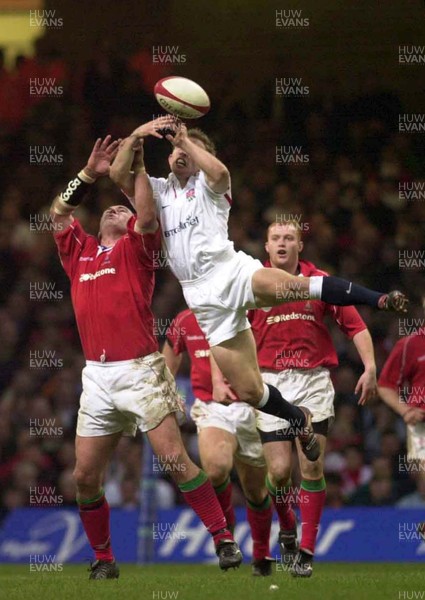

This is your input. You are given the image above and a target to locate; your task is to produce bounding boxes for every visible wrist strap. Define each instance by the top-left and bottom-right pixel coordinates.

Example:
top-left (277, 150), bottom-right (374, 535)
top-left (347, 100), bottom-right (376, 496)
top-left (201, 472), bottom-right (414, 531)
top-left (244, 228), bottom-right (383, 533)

top-left (53, 202), bottom-right (74, 216)
top-left (78, 169), bottom-right (97, 184)
top-left (53, 169), bottom-right (97, 216)
top-left (58, 170), bottom-right (96, 210)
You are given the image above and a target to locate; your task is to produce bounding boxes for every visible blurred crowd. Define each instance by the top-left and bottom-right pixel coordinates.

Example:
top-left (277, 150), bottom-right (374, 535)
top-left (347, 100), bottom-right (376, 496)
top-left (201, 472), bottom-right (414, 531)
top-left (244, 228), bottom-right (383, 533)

top-left (0, 37), bottom-right (424, 519)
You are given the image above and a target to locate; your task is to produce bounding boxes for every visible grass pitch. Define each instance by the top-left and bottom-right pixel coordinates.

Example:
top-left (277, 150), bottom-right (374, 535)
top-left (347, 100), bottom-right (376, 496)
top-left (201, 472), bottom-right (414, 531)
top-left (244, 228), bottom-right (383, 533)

top-left (0, 563), bottom-right (421, 600)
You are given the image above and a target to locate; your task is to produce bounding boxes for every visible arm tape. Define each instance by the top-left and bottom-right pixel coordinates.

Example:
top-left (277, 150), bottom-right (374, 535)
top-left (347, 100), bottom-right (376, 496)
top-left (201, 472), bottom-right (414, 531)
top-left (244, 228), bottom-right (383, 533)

top-left (59, 171), bottom-right (95, 207)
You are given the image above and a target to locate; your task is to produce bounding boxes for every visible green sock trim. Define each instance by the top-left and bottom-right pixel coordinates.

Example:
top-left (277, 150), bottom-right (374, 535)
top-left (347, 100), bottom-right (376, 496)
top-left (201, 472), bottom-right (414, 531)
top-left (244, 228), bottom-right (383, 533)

top-left (213, 477), bottom-right (231, 494)
top-left (246, 495), bottom-right (271, 511)
top-left (178, 470), bottom-right (208, 492)
top-left (282, 481), bottom-right (292, 494)
top-left (77, 488), bottom-right (104, 505)
top-left (266, 475), bottom-right (292, 496)
top-left (266, 475), bottom-right (276, 496)
top-left (301, 477), bottom-right (326, 492)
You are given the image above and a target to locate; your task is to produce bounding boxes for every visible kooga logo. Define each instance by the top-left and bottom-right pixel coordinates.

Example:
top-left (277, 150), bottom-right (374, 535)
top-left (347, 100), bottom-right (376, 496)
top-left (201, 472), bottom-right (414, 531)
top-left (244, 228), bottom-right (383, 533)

top-left (61, 177), bottom-right (82, 201)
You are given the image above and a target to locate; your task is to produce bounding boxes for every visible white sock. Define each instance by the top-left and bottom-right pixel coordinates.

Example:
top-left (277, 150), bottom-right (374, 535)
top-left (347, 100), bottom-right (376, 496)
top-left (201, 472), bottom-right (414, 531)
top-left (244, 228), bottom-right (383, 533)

top-left (309, 276), bottom-right (323, 300)
top-left (257, 383), bottom-right (270, 408)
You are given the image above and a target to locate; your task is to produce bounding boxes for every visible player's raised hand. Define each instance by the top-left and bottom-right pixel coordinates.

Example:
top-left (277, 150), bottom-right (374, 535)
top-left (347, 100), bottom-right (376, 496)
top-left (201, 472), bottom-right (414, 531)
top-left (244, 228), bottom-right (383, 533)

top-left (132, 116), bottom-right (176, 140)
top-left (165, 120), bottom-right (188, 146)
top-left (355, 369), bottom-right (377, 405)
top-left (85, 135), bottom-right (121, 179)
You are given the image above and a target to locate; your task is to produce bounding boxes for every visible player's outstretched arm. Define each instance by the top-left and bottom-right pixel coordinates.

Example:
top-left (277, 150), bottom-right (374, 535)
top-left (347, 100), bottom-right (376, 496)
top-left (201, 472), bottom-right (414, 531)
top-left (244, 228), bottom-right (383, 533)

top-left (110, 116), bottom-right (175, 197)
top-left (133, 141), bottom-right (158, 234)
top-left (209, 352), bottom-right (238, 404)
top-left (50, 135), bottom-right (120, 229)
top-left (352, 329), bottom-right (377, 405)
top-left (109, 136), bottom-right (138, 198)
top-left (378, 386), bottom-right (424, 425)
top-left (167, 122), bottom-right (230, 194)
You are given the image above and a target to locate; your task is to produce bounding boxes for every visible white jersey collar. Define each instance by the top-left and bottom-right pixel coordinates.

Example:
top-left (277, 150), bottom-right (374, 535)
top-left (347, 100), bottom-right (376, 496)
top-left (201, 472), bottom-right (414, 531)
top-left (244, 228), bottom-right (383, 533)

top-left (169, 171), bottom-right (199, 191)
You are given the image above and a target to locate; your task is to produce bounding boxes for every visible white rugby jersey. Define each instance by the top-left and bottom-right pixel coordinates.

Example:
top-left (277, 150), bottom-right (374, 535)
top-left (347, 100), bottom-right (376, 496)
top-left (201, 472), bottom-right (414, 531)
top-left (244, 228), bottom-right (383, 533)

top-left (145, 171), bottom-right (235, 283)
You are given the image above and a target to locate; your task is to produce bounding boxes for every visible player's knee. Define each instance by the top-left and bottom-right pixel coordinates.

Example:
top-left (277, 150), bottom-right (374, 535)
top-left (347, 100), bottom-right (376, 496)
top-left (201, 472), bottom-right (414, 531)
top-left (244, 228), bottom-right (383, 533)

top-left (267, 463), bottom-right (291, 487)
top-left (235, 380), bottom-right (264, 405)
top-left (204, 461), bottom-right (230, 487)
top-left (156, 444), bottom-right (187, 469)
top-left (244, 485), bottom-right (268, 505)
top-left (300, 460), bottom-right (324, 480)
top-left (73, 466), bottom-right (101, 494)
top-left (157, 442), bottom-right (185, 464)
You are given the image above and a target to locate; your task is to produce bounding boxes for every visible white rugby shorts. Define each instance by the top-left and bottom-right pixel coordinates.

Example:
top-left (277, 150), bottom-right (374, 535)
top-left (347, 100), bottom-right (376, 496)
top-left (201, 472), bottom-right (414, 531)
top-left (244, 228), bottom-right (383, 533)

top-left (181, 250), bottom-right (263, 346)
top-left (190, 399), bottom-right (266, 467)
top-left (256, 367), bottom-right (335, 434)
top-left (407, 422), bottom-right (425, 461)
top-left (77, 352), bottom-right (185, 437)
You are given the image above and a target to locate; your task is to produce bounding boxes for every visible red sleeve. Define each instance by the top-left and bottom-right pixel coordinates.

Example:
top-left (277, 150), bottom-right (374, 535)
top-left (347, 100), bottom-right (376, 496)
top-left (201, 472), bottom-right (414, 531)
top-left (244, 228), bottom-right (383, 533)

top-left (378, 338), bottom-right (406, 390)
top-left (166, 313), bottom-right (187, 355)
top-left (53, 219), bottom-right (89, 279)
top-left (326, 304), bottom-right (367, 338)
top-left (126, 216), bottom-right (162, 269)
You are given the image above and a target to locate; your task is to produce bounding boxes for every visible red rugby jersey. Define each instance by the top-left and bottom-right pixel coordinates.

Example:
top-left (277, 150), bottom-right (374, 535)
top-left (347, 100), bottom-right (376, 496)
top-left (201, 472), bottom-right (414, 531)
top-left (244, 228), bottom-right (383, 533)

top-left (166, 309), bottom-right (213, 401)
top-left (378, 333), bottom-right (425, 409)
top-left (54, 216), bottom-right (160, 362)
top-left (249, 260), bottom-right (367, 371)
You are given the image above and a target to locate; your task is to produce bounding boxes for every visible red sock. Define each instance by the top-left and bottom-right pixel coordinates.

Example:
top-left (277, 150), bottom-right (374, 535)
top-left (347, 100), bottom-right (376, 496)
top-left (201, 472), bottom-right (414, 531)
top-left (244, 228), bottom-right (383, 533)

top-left (214, 478), bottom-right (236, 533)
top-left (78, 490), bottom-right (114, 562)
top-left (299, 478), bottom-right (326, 554)
top-left (266, 475), bottom-right (296, 531)
top-left (246, 496), bottom-right (272, 560)
top-left (179, 471), bottom-right (233, 546)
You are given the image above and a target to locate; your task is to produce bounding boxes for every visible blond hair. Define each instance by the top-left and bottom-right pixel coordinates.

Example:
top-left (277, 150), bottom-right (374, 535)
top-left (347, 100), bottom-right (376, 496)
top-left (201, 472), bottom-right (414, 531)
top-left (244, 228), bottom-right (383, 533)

top-left (267, 220), bottom-right (303, 241)
top-left (187, 128), bottom-right (216, 156)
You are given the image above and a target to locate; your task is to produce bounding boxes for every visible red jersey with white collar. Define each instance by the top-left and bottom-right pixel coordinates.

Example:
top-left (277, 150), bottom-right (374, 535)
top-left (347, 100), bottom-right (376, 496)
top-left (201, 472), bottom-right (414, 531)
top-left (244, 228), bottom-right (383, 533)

top-left (249, 260), bottom-right (367, 371)
top-left (378, 333), bottom-right (425, 409)
top-left (166, 309), bottom-right (213, 401)
top-left (54, 216), bottom-right (160, 362)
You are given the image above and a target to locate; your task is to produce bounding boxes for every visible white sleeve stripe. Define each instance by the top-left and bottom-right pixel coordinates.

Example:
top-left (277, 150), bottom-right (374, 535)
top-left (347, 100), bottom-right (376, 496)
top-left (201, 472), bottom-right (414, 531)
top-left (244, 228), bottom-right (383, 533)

top-left (69, 223), bottom-right (83, 247)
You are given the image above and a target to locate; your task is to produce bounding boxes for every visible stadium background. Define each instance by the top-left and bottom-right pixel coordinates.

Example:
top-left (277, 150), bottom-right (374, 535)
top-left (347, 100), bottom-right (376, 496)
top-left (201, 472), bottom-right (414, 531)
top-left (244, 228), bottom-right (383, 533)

top-left (0, 0), bottom-right (424, 566)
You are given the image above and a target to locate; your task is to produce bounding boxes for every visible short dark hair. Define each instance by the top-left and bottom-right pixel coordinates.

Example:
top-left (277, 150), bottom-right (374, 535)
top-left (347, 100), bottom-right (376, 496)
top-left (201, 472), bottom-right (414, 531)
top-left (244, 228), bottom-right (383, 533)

top-left (187, 128), bottom-right (216, 156)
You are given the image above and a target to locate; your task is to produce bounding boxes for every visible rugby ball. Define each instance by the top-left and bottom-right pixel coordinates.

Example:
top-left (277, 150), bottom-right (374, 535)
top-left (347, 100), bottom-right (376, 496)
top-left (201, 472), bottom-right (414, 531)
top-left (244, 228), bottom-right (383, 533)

top-left (154, 76), bottom-right (210, 119)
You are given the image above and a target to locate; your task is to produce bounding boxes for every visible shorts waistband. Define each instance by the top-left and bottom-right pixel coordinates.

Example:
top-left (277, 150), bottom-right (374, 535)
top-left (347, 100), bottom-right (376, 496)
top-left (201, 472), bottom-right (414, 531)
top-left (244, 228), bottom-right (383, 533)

top-left (261, 366), bottom-right (330, 376)
top-left (86, 351), bottom-right (160, 367)
top-left (180, 248), bottom-right (235, 288)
